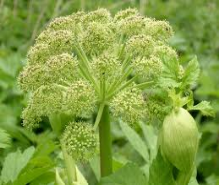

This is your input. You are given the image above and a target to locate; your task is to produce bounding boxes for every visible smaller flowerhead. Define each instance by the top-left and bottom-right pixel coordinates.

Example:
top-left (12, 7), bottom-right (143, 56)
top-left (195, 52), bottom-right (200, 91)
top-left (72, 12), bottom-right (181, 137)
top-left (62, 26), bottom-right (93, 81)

top-left (21, 84), bottom-right (65, 129)
top-left (153, 45), bottom-right (178, 62)
top-left (114, 8), bottom-right (139, 21)
top-left (18, 64), bottom-right (47, 92)
top-left (110, 86), bottom-right (145, 125)
top-left (132, 56), bottom-right (162, 80)
top-left (62, 122), bottom-right (99, 161)
top-left (82, 8), bottom-right (111, 24)
top-left (36, 30), bottom-right (75, 54)
top-left (126, 34), bottom-right (155, 58)
top-left (79, 22), bottom-right (114, 56)
top-left (47, 16), bottom-right (76, 31)
top-left (117, 15), bottom-right (147, 36)
top-left (145, 20), bottom-right (173, 41)
top-left (18, 53), bottom-right (78, 92)
top-left (91, 52), bottom-right (122, 81)
top-left (27, 43), bottom-right (50, 65)
top-left (21, 105), bottom-right (42, 129)
top-left (46, 53), bottom-right (79, 83)
top-left (65, 80), bottom-right (97, 117)
top-left (145, 92), bottom-right (171, 122)
top-left (30, 85), bottom-right (65, 116)
top-left (70, 11), bottom-right (85, 23)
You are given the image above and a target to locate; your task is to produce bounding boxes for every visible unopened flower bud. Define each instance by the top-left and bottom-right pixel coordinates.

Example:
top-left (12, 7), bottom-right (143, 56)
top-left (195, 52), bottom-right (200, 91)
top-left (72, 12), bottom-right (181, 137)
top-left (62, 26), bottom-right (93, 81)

top-left (160, 108), bottom-right (199, 172)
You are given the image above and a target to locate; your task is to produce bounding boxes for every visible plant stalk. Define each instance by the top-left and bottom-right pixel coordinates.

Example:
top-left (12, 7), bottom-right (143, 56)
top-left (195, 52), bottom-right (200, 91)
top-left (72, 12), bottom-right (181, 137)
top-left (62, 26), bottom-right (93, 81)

top-left (61, 142), bottom-right (77, 185)
top-left (176, 165), bottom-right (195, 185)
top-left (99, 105), bottom-right (112, 177)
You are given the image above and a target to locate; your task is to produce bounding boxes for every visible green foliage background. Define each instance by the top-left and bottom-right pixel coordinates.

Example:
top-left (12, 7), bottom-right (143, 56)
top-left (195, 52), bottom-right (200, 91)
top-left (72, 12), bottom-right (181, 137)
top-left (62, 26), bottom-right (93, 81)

top-left (0, 0), bottom-right (218, 184)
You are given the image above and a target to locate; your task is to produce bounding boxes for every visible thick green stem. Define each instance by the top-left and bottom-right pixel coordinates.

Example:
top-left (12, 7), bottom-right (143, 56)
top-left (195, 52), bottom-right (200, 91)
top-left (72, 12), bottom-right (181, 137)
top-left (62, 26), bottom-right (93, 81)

top-left (61, 142), bottom-right (77, 185)
top-left (176, 165), bottom-right (195, 185)
top-left (99, 105), bottom-right (112, 177)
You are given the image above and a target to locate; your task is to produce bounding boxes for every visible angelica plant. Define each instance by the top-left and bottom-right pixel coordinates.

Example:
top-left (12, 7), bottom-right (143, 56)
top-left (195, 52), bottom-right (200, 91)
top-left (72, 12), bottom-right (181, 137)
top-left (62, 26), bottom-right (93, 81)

top-left (18, 8), bottom-right (213, 185)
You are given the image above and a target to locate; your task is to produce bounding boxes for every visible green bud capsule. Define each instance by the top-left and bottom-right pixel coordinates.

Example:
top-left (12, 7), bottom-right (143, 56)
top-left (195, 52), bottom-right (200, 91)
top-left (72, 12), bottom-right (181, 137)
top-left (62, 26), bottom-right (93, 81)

top-left (160, 108), bottom-right (199, 172)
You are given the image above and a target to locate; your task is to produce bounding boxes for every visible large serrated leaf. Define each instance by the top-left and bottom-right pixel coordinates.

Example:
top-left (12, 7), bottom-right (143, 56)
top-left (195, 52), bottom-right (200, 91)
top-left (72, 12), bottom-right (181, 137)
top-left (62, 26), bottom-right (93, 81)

top-left (157, 58), bottom-right (180, 89)
top-left (149, 151), bottom-right (176, 185)
top-left (13, 166), bottom-right (53, 185)
top-left (189, 101), bottom-right (215, 117)
top-left (0, 128), bottom-right (11, 148)
top-left (0, 146), bottom-right (35, 184)
top-left (181, 56), bottom-right (200, 89)
top-left (99, 163), bottom-right (147, 185)
top-left (120, 121), bottom-right (149, 163)
top-left (139, 123), bottom-right (158, 162)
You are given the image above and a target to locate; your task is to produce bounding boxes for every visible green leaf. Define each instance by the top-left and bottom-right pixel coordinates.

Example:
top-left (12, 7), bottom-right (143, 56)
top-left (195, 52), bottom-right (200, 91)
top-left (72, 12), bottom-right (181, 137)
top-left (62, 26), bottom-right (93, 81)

top-left (120, 121), bottom-right (149, 163)
top-left (188, 177), bottom-right (199, 185)
top-left (0, 146), bottom-right (35, 184)
top-left (139, 123), bottom-right (157, 162)
top-left (30, 172), bottom-right (55, 185)
top-left (99, 163), bottom-right (147, 185)
top-left (13, 166), bottom-right (53, 185)
top-left (188, 101), bottom-right (215, 117)
top-left (205, 175), bottom-right (219, 185)
top-left (89, 155), bottom-right (100, 181)
top-left (0, 128), bottom-right (11, 148)
top-left (157, 58), bottom-right (181, 89)
top-left (33, 139), bottom-right (57, 157)
top-left (149, 151), bottom-right (176, 185)
top-left (181, 56), bottom-right (200, 89)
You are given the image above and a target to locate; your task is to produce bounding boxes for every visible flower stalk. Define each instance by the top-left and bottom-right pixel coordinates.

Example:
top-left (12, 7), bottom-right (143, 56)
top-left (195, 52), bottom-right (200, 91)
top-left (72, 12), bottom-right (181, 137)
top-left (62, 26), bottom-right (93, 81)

top-left (61, 142), bottom-right (77, 185)
top-left (99, 105), bottom-right (112, 176)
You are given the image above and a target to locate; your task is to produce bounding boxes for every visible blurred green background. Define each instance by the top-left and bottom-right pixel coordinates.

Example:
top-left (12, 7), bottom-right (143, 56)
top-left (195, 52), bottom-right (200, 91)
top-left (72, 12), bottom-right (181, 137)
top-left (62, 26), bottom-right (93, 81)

top-left (0, 0), bottom-right (218, 184)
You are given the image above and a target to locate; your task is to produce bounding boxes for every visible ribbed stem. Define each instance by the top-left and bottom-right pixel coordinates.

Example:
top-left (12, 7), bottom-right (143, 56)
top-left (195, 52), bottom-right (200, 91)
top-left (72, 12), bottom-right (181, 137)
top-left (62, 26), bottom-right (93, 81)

top-left (176, 165), bottom-right (195, 185)
top-left (99, 105), bottom-right (112, 177)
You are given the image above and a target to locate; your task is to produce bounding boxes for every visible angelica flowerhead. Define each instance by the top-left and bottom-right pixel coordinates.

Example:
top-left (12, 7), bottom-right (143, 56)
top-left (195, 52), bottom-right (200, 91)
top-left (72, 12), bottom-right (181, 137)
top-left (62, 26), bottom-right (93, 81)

top-left (18, 8), bottom-right (181, 160)
top-left (62, 121), bottom-right (99, 161)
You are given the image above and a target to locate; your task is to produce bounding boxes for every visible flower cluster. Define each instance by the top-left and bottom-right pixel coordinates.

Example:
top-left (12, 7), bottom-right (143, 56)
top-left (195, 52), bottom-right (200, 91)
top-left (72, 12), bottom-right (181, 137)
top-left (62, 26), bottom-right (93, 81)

top-left (19, 8), bottom-right (180, 160)
top-left (62, 122), bottom-right (99, 161)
